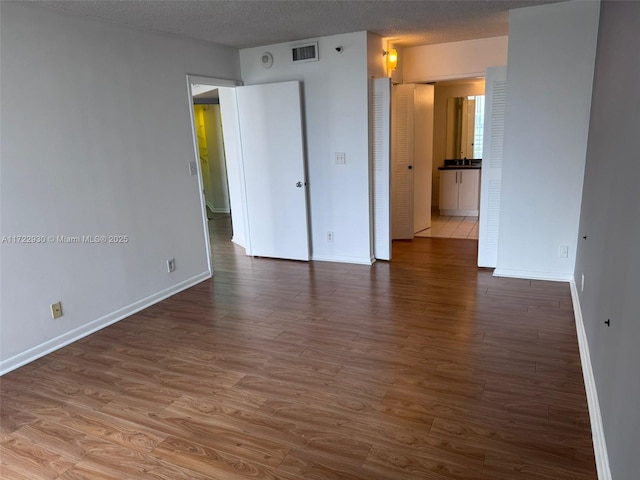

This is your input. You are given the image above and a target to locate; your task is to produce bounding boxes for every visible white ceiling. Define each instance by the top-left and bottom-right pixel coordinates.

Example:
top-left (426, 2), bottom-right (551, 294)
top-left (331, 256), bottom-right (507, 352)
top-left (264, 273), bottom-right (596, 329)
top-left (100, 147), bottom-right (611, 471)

top-left (32, 0), bottom-right (564, 49)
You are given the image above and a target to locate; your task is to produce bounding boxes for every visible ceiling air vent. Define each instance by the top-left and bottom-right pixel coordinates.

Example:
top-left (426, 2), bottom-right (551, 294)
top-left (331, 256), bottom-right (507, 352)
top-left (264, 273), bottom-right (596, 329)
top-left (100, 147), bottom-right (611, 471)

top-left (291, 42), bottom-right (319, 63)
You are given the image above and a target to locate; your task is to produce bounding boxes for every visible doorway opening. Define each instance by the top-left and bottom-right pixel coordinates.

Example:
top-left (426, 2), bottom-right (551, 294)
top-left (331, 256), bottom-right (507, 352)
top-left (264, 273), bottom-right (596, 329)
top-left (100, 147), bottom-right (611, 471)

top-left (192, 94), bottom-right (231, 221)
top-left (392, 77), bottom-right (484, 243)
top-left (186, 75), bottom-right (242, 273)
top-left (186, 76), bottom-right (311, 270)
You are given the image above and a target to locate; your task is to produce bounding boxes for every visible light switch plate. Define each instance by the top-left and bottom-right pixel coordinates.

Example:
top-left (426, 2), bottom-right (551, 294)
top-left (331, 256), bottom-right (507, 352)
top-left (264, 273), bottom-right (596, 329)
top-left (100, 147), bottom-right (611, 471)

top-left (189, 161), bottom-right (198, 176)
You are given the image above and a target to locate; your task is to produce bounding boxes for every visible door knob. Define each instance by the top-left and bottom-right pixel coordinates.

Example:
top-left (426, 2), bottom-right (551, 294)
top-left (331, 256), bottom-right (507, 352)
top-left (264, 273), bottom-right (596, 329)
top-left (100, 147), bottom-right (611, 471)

top-left (296, 181), bottom-right (303, 188)
top-left (408, 165), bottom-right (413, 170)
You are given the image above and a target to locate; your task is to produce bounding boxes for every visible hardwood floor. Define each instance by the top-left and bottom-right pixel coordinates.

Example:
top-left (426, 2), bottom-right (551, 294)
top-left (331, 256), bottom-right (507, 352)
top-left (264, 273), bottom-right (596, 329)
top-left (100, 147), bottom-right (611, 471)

top-left (0, 215), bottom-right (597, 479)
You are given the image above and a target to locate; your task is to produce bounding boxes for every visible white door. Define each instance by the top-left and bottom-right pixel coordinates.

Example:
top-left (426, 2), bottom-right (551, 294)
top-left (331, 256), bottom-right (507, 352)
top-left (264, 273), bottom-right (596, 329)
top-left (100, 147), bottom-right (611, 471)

top-left (236, 81), bottom-right (310, 261)
top-left (392, 84), bottom-right (415, 239)
top-left (370, 77), bottom-right (392, 260)
top-left (413, 84), bottom-right (434, 233)
top-left (478, 66), bottom-right (507, 267)
top-left (218, 87), bottom-right (248, 249)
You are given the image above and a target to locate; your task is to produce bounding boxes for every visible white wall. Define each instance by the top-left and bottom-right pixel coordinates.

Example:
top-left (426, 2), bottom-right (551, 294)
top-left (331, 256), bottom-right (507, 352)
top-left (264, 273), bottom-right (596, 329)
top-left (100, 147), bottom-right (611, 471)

top-left (240, 32), bottom-right (373, 264)
top-left (0, 2), bottom-right (240, 373)
top-left (495, 0), bottom-right (600, 281)
top-left (402, 36), bottom-right (508, 83)
top-left (367, 32), bottom-right (386, 79)
top-left (574, 3), bottom-right (640, 478)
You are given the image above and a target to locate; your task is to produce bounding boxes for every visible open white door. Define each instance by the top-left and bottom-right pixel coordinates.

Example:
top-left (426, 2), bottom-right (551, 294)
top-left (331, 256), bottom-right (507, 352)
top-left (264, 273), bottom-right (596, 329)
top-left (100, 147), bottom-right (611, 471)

top-left (413, 84), bottom-right (434, 233)
top-left (218, 87), bottom-right (248, 249)
top-left (478, 66), bottom-right (507, 267)
top-left (392, 84), bottom-right (415, 239)
top-left (236, 81), bottom-right (310, 261)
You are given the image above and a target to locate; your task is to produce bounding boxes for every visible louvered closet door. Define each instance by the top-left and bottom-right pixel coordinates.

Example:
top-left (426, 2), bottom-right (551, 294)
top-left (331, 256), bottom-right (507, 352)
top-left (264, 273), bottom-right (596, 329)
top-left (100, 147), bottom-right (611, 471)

top-left (478, 66), bottom-right (507, 267)
top-left (370, 78), bottom-right (392, 260)
top-left (392, 84), bottom-right (415, 240)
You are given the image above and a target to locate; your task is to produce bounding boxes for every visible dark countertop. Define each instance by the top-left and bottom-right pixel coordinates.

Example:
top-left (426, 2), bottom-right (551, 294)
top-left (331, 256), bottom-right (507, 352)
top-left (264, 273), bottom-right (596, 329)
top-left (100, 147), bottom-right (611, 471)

top-left (438, 165), bottom-right (482, 170)
top-left (438, 159), bottom-right (482, 170)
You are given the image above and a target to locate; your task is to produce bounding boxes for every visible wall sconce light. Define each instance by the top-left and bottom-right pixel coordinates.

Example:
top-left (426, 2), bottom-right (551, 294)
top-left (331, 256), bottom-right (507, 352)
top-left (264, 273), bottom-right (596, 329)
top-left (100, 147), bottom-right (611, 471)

top-left (384, 48), bottom-right (398, 71)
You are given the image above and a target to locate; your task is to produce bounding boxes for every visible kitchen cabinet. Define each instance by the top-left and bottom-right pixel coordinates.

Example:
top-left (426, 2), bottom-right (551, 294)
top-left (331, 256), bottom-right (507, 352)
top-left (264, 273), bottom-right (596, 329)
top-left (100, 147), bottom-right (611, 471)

top-left (439, 169), bottom-right (480, 216)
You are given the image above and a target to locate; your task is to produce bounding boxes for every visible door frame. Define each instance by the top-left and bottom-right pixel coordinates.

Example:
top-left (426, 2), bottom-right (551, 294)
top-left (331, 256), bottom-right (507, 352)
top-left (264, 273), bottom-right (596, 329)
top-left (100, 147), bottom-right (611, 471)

top-left (185, 75), bottom-right (241, 274)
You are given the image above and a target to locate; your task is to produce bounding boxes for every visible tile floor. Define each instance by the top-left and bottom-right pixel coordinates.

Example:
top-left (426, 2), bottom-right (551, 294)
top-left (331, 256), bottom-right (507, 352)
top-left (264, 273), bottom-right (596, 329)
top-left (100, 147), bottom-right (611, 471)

top-left (415, 211), bottom-right (479, 239)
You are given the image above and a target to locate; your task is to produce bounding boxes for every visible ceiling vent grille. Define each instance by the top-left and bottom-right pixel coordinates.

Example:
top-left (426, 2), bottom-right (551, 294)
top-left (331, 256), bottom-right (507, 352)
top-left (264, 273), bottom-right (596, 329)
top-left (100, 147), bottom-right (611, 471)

top-left (291, 42), bottom-right (319, 63)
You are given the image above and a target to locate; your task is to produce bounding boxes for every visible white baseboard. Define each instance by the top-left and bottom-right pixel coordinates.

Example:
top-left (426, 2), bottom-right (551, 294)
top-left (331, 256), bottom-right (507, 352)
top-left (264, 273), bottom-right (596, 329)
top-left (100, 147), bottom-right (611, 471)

top-left (205, 202), bottom-right (229, 214)
top-left (231, 236), bottom-right (245, 249)
top-left (311, 254), bottom-right (375, 265)
top-left (570, 279), bottom-right (612, 480)
top-left (0, 271), bottom-right (211, 376)
top-left (490, 270), bottom-right (611, 479)
top-left (493, 268), bottom-right (573, 282)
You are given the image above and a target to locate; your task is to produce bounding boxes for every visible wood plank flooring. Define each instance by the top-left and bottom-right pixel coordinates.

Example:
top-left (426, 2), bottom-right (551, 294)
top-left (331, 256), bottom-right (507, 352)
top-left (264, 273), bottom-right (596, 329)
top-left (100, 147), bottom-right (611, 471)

top-left (0, 215), bottom-right (597, 479)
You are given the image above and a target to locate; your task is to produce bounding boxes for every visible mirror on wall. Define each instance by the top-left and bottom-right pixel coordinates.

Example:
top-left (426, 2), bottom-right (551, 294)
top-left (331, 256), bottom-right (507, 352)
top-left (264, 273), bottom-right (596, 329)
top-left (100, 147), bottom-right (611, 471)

top-left (446, 95), bottom-right (485, 159)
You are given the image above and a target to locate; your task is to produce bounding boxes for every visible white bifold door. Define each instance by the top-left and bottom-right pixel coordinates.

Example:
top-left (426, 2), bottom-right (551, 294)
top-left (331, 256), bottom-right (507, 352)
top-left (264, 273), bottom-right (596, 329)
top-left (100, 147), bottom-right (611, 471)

top-left (370, 77), bottom-right (392, 260)
top-left (235, 81), bottom-right (310, 261)
top-left (391, 84), bottom-right (434, 240)
top-left (478, 66), bottom-right (507, 267)
top-left (392, 84), bottom-right (415, 240)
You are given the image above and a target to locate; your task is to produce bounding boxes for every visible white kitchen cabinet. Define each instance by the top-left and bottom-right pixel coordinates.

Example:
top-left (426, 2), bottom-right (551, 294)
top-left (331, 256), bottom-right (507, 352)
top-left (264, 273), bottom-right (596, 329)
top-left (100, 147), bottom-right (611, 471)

top-left (439, 169), bottom-right (480, 216)
top-left (439, 170), bottom-right (459, 212)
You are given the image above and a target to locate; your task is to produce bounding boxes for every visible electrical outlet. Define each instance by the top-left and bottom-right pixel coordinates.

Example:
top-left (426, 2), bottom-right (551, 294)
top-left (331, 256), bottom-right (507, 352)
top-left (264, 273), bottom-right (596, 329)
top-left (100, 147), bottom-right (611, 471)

top-left (167, 258), bottom-right (176, 273)
top-left (559, 245), bottom-right (569, 258)
top-left (51, 302), bottom-right (63, 319)
top-left (327, 231), bottom-right (334, 242)
top-left (335, 152), bottom-right (346, 165)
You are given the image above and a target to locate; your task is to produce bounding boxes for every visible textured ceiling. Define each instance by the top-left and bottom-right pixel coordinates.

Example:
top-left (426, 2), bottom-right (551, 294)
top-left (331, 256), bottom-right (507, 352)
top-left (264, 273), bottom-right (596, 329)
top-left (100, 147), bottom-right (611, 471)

top-left (32, 0), bottom-right (563, 49)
